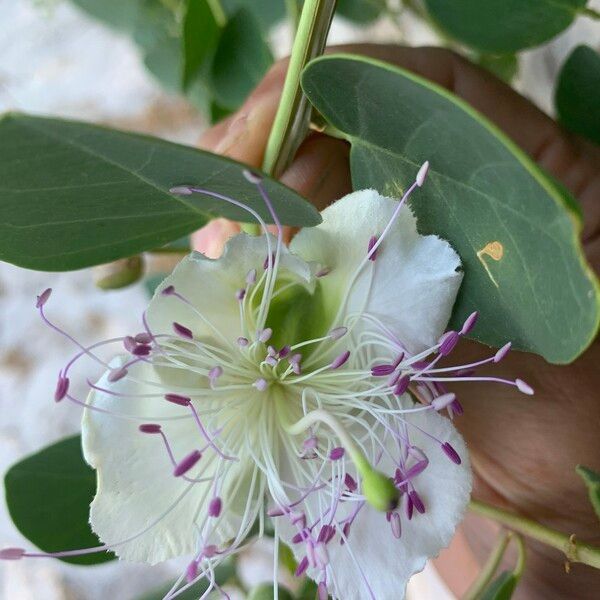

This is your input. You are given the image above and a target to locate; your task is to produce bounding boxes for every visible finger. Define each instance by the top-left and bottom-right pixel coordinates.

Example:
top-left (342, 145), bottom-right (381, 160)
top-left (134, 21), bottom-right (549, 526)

top-left (191, 218), bottom-right (241, 258)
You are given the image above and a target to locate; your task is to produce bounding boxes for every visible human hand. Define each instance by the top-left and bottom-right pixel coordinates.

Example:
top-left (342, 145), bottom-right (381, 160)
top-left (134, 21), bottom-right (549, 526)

top-left (194, 45), bottom-right (600, 599)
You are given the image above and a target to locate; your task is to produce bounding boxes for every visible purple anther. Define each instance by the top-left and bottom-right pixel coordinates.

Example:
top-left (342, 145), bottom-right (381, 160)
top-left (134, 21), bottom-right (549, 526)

top-left (173, 322), bottom-right (193, 339)
top-left (390, 512), bottom-right (402, 539)
top-left (203, 545), bottom-right (218, 558)
top-left (404, 459), bottom-right (429, 480)
top-left (341, 522), bottom-right (352, 545)
top-left (123, 336), bottom-right (137, 352)
top-left (258, 328), bottom-right (272, 343)
top-left (209, 366), bottom-right (223, 381)
top-left (344, 473), bottom-right (358, 492)
top-left (439, 330), bottom-right (460, 356)
top-left (432, 392), bottom-right (457, 411)
top-left (289, 353), bottom-right (302, 364)
top-left (392, 352), bottom-right (405, 368)
top-left (246, 269), bottom-right (257, 285)
top-left (494, 342), bottom-right (512, 363)
top-left (208, 496), bottom-right (222, 518)
top-left (329, 326), bottom-right (347, 340)
top-left (139, 424), bottom-right (162, 434)
top-left (169, 186), bottom-right (193, 195)
top-left (54, 375), bottom-right (70, 402)
top-left (263, 252), bottom-right (276, 270)
top-left (243, 168), bottom-right (263, 184)
top-left (367, 235), bottom-right (379, 261)
top-left (134, 332), bottom-right (152, 344)
top-left (132, 344), bottom-right (151, 356)
top-left (237, 336), bottom-right (249, 347)
top-left (317, 525), bottom-right (332, 543)
top-left (165, 393), bottom-right (191, 407)
top-left (331, 350), bottom-right (350, 370)
top-left (450, 399), bottom-right (464, 416)
top-left (278, 345), bottom-right (291, 359)
top-left (173, 450), bottom-right (202, 477)
top-left (295, 556), bottom-right (309, 577)
top-left (461, 311), bottom-right (479, 335)
top-left (292, 532), bottom-right (304, 544)
top-left (36, 288), bottom-right (52, 308)
top-left (405, 494), bottom-right (414, 520)
top-left (108, 366), bottom-right (128, 382)
top-left (329, 447), bottom-right (345, 461)
top-left (371, 363), bottom-right (395, 377)
top-left (516, 379), bottom-right (534, 395)
top-left (316, 266), bottom-right (331, 277)
top-left (409, 490), bottom-right (426, 514)
top-left (161, 285), bottom-right (176, 296)
top-left (265, 355), bottom-right (278, 367)
top-left (186, 560), bottom-right (198, 583)
top-left (416, 161), bottom-right (430, 187)
top-left (235, 288), bottom-right (246, 301)
top-left (253, 378), bottom-right (268, 391)
top-left (318, 582), bottom-right (328, 600)
top-left (0, 547), bottom-right (26, 560)
top-left (393, 375), bottom-right (410, 396)
top-left (441, 442), bottom-right (461, 465)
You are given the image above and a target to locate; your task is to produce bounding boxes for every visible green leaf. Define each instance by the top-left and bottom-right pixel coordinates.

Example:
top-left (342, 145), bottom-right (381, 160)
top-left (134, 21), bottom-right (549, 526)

top-left (247, 584), bottom-right (295, 600)
top-left (480, 571), bottom-right (518, 600)
top-left (476, 54), bottom-right (519, 83)
top-left (0, 113), bottom-right (320, 271)
top-left (555, 45), bottom-right (600, 146)
top-left (182, 0), bottom-right (221, 91)
top-left (4, 435), bottom-right (114, 565)
top-left (576, 465), bottom-right (600, 520)
top-left (302, 54), bottom-right (599, 363)
top-left (336, 0), bottom-right (384, 23)
top-left (137, 560), bottom-right (236, 599)
top-left (222, 0), bottom-right (287, 31)
top-left (424, 0), bottom-right (586, 53)
top-left (297, 578), bottom-right (320, 600)
top-left (211, 9), bottom-right (274, 111)
top-left (70, 0), bottom-right (143, 32)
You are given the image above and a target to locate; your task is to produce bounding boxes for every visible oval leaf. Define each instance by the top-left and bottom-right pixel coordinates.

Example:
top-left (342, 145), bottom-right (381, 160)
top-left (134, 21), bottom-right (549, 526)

top-left (424, 0), bottom-right (586, 53)
top-left (302, 54), bottom-right (599, 363)
top-left (4, 435), bottom-right (114, 565)
top-left (555, 45), bottom-right (600, 146)
top-left (0, 113), bottom-right (319, 271)
top-left (576, 465), bottom-right (600, 521)
top-left (481, 571), bottom-right (518, 600)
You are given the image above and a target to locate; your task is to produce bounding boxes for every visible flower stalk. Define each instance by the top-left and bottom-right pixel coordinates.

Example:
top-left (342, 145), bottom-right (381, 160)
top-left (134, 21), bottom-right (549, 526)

top-left (469, 499), bottom-right (600, 569)
top-left (262, 0), bottom-right (337, 177)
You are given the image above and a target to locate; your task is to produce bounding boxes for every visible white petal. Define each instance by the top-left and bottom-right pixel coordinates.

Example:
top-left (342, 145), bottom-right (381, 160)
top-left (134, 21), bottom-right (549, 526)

top-left (147, 233), bottom-right (313, 343)
top-left (82, 358), bottom-right (258, 564)
top-left (278, 408), bottom-right (471, 600)
top-left (290, 190), bottom-right (462, 354)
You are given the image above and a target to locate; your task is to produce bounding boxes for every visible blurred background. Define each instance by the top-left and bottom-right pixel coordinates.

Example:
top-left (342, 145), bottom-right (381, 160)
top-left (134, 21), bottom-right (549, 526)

top-left (0, 1), bottom-right (597, 598)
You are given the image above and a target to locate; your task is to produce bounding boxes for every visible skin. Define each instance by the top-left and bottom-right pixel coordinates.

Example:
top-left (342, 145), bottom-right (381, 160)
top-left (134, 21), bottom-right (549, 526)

top-left (194, 46), bottom-right (600, 599)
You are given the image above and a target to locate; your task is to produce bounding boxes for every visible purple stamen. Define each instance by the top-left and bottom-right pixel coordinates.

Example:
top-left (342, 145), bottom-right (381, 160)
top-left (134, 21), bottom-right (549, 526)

top-left (431, 392), bottom-right (456, 411)
top-left (35, 288), bottom-right (52, 309)
top-left (416, 161), bottom-right (430, 187)
top-left (209, 366), bottom-right (223, 382)
top-left (132, 344), bottom-right (151, 356)
top-left (450, 399), bottom-right (464, 416)
top-left (208, 496), bottom-right (222, 518)
top-left (409, 490), bottom-right (425, 514)
top-left (461, 311), bottom-right (479, 335)
top-left (134, 332), bottom-right (152, 344)
top-left (329, 327), bottom-right (347, 340)
top-left (303, 436), bottom-right (318, 450)
top-left (263, 252), bottom-right (276, 270)
top-left (441, 442), bottom-right (461, 465)
top-left (258, 328), bottom-right (272, 343)
top-left (439, 331), bottom-right (460, 356)
top-left (54, 375), bottom-right (70, 402)
top-left (371, 363), bottom-right (396, 377)
top-left (494, 342), bottom-right (512, 362)
top-left (235, 288), bottom-right (246, 301)
top-left (331, 350), bottom-right (350, 370)
top-left (173, 450), bottom-right (202, 477)
top-left (329, 447), bottom-right (345, 461)
top-left (295, 556), bottom-right (309, 577)
top-left (344, 473), bottom-right (357, 492)
top-left (516, 378), bottom-right (534, 395)
top-left (393, 375), bottom-right (410, 396)
top-left (139, 424), bottom-right (162, 434)
top-left (403, 459), bottom-right (429, 480)
top-left (161, 285), bottom-right (176, 296)
top-left (186, 560), bottom-right (198, 583)
top-left (278, 345), bottom-right (291, 359)
top-left (253, 378), bottom-right (268, 391)
top-left (390, 512), bottom-right (401, 539)
top-left (173, 322), bottom-right (193, 339)
top-left (237, 336), bottom-right (249, 347)
top-left (405, 494), bottom-right (414, 520)
top-left (316, 267), bottom-right (331, 277)
top-left (165, 393), bottom-right (191, 407)
top-left (367, 235), bottom-right (379, 261)
top-left (169, 186), bottom-right (193, 195)
top-left (123, 336), bottom-right (137, 352)
top-left (0, 547), bottom-right (26, 560)
top-left (246, 269), bottom-right (257, 285)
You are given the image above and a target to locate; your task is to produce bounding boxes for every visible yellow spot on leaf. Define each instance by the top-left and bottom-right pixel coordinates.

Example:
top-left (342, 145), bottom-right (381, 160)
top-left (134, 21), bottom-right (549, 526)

top-left (477, 241), bottom-right (504, 287)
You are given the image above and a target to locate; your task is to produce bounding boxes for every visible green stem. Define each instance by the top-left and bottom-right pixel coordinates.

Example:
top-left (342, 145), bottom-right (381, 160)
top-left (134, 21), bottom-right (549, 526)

top-left (262, 0), bottom-right (337, 177)
top-left (463, 532), bottom-right (513, 600)
top-left (469, 500), bottom-right (600, 569)
top-left (206, 0), bottom-right (227, 26)
top-left (580, 6), bottom-right (600, 19)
